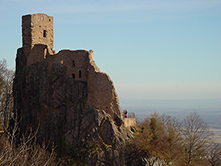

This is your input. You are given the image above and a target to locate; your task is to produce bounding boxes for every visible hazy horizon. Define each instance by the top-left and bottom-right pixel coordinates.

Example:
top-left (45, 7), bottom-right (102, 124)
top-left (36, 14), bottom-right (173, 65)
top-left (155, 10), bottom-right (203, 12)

top-left (120, 97), bottom-right (221, 109)
top-left (119, 98), bottom-right (221, 128)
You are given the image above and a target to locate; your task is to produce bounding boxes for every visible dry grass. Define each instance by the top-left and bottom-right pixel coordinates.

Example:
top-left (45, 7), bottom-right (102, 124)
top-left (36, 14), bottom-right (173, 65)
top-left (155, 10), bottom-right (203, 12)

top-left (0, 121), bottom-right (57, 166)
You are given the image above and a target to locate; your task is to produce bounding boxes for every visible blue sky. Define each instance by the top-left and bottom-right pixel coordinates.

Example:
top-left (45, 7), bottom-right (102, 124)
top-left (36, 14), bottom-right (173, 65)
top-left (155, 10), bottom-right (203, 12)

top-left (0, 0), bottom-right (221, 100)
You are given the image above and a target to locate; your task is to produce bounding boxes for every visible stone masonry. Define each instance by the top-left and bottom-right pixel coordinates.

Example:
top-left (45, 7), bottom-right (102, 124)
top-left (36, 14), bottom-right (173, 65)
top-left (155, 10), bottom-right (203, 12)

top-left (22, 13), bottom-right (122, 119)
top-left (22, 14), bottom-right (54, 57)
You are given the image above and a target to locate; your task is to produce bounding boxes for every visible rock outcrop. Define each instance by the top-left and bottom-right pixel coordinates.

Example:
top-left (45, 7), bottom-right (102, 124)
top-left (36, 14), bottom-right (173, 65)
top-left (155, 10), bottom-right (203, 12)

top-left (13, 48), bottom-right (133, 165)
top-left (13, 13), bottom-right (134, 165)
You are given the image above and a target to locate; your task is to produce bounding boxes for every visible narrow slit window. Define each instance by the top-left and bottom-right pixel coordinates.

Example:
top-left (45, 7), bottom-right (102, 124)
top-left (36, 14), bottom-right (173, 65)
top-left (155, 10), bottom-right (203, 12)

top-left (72, 60), bottom-right (75, 67)
top-left (43, 30), bottom-right (47, 37)
top-left (72, 73), bottom-right (75, 79)
top-left (41, 16), bottom-right (44, 20)
top-left (79, 70), bottom-right (82, 78)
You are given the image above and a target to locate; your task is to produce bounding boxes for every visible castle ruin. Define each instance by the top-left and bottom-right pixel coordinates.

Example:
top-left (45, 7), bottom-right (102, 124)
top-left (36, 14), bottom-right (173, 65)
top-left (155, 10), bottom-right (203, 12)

top-left (21, 13), bottom-right (121, 119)
top-left (13, 13), bottom-right (137, 165)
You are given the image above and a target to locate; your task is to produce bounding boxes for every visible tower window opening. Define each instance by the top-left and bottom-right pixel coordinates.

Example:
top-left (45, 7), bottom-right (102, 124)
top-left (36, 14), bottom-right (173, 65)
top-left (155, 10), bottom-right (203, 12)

top-left (72, 73), bottom-right (75, 79)
top-left (79, 70), bottom-right (82, 78)
top-left (72, 60), bottom-right (75, 67)
top-left (41, 16), bottom-right (44, 20)
top-left (43, 30), bottom-right (47, 37)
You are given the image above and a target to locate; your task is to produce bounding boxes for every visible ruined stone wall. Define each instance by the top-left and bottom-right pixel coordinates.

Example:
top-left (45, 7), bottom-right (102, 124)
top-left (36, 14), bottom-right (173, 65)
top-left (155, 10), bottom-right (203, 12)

top-left (52, 50), bottom-right (89, 81)
top-left (26, 44), bottom-right (48, 66)
top-left (22, 13), bottom-right (54, 57)
top-left (22, 13), bottom-right (122, 121)
top-left (87, 51), bottom-right (122, 118)
top-left (26, 47), bottom-right (122, 119)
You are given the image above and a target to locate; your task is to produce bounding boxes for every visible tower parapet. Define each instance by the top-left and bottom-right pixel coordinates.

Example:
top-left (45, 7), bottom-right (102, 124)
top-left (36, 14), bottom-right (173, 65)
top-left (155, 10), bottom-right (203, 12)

top-left (22, 13), bottom-right (54, 57)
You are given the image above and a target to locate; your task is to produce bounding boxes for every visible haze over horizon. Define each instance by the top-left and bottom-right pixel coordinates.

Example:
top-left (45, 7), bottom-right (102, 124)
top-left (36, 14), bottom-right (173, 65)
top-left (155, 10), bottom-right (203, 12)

top-left (0, 0), bottom-right (221, 100)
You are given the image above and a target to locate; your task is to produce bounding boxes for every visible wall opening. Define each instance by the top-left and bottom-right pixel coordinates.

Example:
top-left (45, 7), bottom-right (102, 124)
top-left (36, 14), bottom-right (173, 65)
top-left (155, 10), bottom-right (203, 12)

top-left (72, 60), bottom-right (75, 67)
top-left (43, 30), bottom-right (47, 37)
top-left (41, 16), bottom-right (44, 20)
top-left (79, 70), bottom-right (82, 78)
top-left (44, 48), bottom-right (47, 59)
top-left (72, 73), bottom-right (75, 79)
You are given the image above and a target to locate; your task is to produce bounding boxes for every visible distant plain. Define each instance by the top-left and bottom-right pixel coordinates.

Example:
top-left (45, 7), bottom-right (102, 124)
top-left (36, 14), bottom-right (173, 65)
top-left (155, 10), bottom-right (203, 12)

top-left (120, 98), bottom-right (221, 142)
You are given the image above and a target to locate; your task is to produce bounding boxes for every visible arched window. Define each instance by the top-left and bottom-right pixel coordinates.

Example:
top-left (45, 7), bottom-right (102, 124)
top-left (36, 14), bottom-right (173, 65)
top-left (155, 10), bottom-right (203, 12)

top-left (79, 70), bottom-right (82, 78)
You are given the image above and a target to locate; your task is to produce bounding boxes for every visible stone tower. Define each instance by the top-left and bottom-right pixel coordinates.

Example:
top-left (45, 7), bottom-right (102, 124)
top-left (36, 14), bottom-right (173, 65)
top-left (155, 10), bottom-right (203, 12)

top-left (22, 13), bottom-right (54, 57)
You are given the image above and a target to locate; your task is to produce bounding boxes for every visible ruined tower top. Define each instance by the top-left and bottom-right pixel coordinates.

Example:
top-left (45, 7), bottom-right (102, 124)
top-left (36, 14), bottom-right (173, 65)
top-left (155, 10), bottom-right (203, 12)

top-left (22, 13), bottom-right (54, 57)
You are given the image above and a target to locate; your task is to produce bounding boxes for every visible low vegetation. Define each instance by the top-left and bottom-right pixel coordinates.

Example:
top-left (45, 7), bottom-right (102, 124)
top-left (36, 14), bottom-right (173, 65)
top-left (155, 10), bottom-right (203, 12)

top-left (0, 122), bottom-right (57, 165)
top-left (0, 59), bottom-right (58, 165)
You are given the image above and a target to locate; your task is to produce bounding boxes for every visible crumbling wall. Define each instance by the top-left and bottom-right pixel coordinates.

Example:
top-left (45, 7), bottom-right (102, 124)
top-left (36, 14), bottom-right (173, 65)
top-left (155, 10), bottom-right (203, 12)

top-left (87, 51), bottom-right (122, 119)
top-left (52, 50), bottom-right (89, 81)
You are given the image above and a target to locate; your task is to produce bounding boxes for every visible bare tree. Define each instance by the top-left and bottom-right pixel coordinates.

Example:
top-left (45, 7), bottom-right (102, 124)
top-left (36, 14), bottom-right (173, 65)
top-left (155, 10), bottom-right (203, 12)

top-left (0, 59), bottom-right (14, 129)
top-left (206, 142), bottom-right (221, 166)
top-left (181, 112), bottom-right (213, 165)
top-left (0, 118), bottom-right (56, 165)
top-left (158, 114), bottom-right (185, 165)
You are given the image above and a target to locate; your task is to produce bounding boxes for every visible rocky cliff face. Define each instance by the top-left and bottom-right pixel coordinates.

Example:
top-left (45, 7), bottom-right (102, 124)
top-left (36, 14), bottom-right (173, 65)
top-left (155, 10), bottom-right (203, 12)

top-left (13, 48), bottom-right (133, 165)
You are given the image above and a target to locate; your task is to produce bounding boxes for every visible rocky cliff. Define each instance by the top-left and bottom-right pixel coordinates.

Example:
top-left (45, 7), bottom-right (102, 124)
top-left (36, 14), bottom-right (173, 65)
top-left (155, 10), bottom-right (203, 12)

top-left (13, 48), bottom-right (133, 165)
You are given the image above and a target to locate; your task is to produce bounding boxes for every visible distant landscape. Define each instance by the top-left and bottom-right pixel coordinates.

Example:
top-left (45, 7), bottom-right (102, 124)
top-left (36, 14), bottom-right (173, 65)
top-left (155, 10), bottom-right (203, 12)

top-left (120, 98), bottom-right (221, 125)
top-left (120, 98), bottom-right (221, 142)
